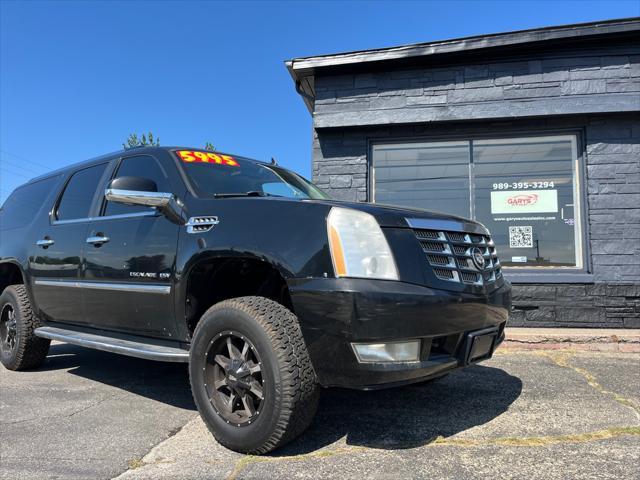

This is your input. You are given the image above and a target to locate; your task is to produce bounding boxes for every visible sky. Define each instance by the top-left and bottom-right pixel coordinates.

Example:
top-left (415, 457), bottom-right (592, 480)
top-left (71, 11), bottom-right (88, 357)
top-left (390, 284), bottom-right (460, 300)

top-left (1, 0), bottom-right (639, 203)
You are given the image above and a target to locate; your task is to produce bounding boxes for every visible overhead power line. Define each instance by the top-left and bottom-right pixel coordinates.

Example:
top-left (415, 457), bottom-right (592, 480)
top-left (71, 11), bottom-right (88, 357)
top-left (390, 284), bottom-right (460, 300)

top-left (0, 149), bottom-right (52, 171)
top-left (0, 158), bottom-right (46, 176)
top-left (0, 166), bottom-right (34, 181)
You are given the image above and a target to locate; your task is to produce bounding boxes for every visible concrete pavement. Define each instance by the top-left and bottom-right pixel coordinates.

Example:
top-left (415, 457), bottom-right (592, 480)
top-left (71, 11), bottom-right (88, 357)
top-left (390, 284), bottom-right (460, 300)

top-left (0, 343), bottom-right (196, 479)
top-left (1, 343), bottom-right (638, 479)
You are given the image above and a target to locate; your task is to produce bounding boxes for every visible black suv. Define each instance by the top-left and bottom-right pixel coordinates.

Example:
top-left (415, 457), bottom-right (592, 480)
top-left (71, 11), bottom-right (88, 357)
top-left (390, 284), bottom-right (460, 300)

top-left (0, 147), bottom-right (511, 453)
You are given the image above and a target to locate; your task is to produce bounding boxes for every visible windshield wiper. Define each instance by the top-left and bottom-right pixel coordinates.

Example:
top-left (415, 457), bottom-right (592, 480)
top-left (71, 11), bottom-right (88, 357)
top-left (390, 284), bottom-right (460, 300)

top-left (213, 191), bottom-right (281, 198)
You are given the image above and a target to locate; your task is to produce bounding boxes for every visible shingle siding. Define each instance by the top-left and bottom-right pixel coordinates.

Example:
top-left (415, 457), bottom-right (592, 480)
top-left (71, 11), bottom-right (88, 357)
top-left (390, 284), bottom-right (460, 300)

top-left (310, 42), bottom-right (640, 328)
top-left (313, 47), bottom-right (640, 128)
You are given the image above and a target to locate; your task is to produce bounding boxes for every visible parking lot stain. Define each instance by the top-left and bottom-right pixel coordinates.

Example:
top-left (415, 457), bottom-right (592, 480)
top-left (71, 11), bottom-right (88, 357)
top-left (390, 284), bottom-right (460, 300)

top-left (537, 351), bottom-right (640, 416)
top-left (224, 426), bottom-right (640, 479)
top-left (430, 426), bottom-right (640, 448)
top-left (212, 350), bottom-right (640, 480)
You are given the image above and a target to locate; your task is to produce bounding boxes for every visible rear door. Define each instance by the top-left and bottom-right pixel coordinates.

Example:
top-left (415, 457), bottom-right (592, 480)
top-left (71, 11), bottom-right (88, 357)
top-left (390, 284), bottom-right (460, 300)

top-left (82, 154), bottom-right (182, 338)
top-left (29, 163), bottom-right (110, 325)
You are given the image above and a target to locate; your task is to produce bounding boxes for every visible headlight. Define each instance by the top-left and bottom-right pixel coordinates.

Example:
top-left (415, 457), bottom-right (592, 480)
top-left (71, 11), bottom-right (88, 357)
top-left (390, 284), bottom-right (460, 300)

top-left (327, 207), bottom-right (399, 280)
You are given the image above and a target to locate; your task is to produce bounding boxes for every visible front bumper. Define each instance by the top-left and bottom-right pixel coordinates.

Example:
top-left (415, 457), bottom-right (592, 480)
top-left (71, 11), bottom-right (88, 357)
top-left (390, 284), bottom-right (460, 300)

top-left (288, 277), bottom-right (511, 389)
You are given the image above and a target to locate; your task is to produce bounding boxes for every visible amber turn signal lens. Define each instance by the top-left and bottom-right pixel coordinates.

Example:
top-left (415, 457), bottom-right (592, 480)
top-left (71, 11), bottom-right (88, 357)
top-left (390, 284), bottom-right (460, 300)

top-left (328, 224), bottom-right (347, 276)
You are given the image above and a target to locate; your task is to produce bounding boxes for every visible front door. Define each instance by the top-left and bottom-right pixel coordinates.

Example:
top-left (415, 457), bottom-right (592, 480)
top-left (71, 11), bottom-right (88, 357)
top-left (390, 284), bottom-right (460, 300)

top-left (82, 154), bottom-right (181, 339)
top-left (29, 163), bottom-right (110, 325)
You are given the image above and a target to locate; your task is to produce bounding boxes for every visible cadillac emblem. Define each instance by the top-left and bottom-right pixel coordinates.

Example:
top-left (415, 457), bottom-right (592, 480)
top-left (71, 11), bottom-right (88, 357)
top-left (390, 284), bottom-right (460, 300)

top-left (471, 247), bottom-right (486, 270)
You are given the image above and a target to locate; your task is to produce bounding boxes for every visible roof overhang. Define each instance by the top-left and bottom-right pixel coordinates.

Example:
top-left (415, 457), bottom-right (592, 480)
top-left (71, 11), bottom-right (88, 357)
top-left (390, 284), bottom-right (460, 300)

top-left (286, 17), bottom-right (640, 113)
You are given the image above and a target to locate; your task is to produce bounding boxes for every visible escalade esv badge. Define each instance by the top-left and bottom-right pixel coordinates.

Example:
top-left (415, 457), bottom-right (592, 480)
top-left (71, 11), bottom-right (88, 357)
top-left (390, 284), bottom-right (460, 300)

top-left (0, 146), bottom-right (511, 456)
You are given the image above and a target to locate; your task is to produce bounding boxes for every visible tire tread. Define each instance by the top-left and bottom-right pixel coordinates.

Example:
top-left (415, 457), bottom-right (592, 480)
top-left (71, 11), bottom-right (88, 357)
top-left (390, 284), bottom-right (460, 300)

top-left (191, 296), bottom-right (319, 454)
top-left (0, 284), bottom-right (50, 370)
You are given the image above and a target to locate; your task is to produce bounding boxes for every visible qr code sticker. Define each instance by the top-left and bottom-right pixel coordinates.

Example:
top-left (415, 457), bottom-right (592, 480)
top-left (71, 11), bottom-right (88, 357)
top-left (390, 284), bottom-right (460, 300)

top-left (509, 226), bottom-right (533, 248)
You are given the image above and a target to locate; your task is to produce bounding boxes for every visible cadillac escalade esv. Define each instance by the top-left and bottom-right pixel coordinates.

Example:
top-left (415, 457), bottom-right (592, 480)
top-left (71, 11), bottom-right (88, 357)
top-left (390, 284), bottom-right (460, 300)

top-left (0, 147), bottom-right (511, 453)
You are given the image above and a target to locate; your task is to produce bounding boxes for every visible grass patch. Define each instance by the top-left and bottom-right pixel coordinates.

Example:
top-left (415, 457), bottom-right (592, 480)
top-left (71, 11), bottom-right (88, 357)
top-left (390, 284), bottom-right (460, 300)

top-left (433, 426), bottom-right (640, 448)
top-left (127, 457), bottom-right (146, 469)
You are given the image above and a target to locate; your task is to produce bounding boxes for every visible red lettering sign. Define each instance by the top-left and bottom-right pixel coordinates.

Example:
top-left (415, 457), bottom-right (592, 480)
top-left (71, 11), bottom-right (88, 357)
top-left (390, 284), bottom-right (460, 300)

top-left (507, 194), bottom-right (538, 206)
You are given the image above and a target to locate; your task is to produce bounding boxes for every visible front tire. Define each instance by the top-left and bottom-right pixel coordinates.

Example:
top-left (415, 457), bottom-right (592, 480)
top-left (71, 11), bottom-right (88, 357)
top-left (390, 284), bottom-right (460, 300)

top-left (0, 285), bottom-right (50, 370)
top-left (189, 296), bottom-right (319, 454)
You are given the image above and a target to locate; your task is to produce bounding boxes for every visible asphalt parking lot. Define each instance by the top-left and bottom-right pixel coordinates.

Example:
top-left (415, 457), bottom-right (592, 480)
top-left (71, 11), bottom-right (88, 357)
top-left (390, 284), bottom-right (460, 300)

top-left (1, 343), bottom-right (638, 480)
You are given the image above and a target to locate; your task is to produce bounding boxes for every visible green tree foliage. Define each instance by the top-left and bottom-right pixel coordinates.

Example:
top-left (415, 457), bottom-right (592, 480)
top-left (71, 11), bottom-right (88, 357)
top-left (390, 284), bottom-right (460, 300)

top-left (204, 142), bottom-right (215, 151)
top-left (123, 131), bottom-right (160, 149)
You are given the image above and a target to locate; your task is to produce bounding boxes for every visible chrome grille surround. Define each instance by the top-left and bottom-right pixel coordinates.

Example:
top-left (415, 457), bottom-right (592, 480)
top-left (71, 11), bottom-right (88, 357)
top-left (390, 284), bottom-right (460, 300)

top-left (411, 227), bottom-right (502, 285)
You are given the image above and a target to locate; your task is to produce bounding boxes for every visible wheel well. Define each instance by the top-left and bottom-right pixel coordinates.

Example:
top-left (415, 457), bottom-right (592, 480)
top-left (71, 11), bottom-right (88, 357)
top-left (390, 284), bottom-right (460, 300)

top-left (185, 257), bottom-right (293, 337)
top-left (0, 263), bottom-right (24, 293)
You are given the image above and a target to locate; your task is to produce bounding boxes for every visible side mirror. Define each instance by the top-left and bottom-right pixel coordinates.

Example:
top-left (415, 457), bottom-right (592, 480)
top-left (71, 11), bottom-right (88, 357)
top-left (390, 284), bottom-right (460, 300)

top-left (105, 176), bottom-right (187, 224)
top-left (106, 176), bottom-right (170, 206)
top-left (109, 176), bottom-right (158, 193)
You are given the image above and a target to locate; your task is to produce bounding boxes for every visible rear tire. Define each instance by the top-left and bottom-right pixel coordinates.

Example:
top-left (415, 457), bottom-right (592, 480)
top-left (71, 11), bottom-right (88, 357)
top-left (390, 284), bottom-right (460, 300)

top-left (0, 285), bottom-right (50, 370)
top-left (189, 296), bottom-right (319, 454)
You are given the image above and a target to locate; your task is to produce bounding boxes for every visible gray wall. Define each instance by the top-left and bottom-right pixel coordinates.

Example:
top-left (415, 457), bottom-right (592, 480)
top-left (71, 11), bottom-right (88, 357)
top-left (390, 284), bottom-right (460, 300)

top-left (310, 45), bottom-right (640, 328)
top-left (313, 45), bottom-right (640, 128)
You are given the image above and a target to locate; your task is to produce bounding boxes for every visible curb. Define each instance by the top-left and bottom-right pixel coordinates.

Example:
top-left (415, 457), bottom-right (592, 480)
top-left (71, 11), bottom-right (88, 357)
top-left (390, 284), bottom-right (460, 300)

top-left (503, 327), bottom-right (640, 353)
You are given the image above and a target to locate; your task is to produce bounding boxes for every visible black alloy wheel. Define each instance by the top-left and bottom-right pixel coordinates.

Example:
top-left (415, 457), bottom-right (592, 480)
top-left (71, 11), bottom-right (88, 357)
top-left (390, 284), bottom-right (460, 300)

top-left (205, 331), bottom-right (264, 426)
top-left (0, 304), bottom-right (17, 352)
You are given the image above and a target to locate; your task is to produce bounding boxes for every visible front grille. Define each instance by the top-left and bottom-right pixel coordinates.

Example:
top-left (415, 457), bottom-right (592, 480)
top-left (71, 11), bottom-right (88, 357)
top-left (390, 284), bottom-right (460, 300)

top-left (461, 271), bottom-right (480, 283)
top-left (452, 244), bottom-right (468, 255)
top-left (413, 227), bottom-right (502, 286)
top-left (433, 267), bottom-right (456, 280)
top-left (427, 254), bottom-right (451, 266)
top-left (415, 230), bottom-right (441, 240)
top-left (420, 240), bottom-right (447, 253)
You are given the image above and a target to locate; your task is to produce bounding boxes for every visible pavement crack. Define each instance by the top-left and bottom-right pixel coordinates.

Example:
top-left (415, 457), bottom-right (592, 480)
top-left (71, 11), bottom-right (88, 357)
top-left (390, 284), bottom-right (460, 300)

top-left (430, 426), bottom-right (640, 448)
top-left (539, 351), bottom-right (640, 418)
top-left (66, 393), bottom-right (120, 418)
top-left (1, 393), bottom-right (121, 426)
top-left (225, 426), bottom-right (640, 478)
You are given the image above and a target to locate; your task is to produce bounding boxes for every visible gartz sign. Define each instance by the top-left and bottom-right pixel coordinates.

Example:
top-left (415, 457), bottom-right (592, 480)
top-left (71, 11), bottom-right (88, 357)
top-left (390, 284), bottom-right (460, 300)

top-left (507, 193), bottom-right (539, 207)
top-left (490, 189), bottom-right (558, 214)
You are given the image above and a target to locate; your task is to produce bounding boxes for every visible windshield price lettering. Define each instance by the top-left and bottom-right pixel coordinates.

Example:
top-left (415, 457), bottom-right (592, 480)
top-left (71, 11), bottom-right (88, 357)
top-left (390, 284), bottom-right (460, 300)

top-left (492, 181), bottom-right (555, 190)
top-left (177, 150), bottom-right (239, 167)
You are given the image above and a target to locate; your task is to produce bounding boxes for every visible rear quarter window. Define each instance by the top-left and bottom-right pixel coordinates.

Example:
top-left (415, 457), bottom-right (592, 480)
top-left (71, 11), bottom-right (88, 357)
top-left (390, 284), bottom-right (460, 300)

top-left (0, 175), bottom-right (62, 231)
top-left (56, 163), bottom-right (108, 221)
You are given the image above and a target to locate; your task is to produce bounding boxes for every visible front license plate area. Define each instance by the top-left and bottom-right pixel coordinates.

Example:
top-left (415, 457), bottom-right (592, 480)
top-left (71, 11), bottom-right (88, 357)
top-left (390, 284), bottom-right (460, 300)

top-left (463, 327), bottom-right (498, 364)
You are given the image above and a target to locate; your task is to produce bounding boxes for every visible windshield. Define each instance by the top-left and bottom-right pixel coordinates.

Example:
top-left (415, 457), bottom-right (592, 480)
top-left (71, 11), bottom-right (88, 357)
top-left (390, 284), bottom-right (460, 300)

top-left (175, 150), bottom-right (330, 200)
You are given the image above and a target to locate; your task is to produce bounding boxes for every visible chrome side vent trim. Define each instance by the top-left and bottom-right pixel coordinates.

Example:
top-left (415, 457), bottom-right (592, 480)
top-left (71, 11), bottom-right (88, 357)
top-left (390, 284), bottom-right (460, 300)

top-left (186, 216), bottom-right (219, 234)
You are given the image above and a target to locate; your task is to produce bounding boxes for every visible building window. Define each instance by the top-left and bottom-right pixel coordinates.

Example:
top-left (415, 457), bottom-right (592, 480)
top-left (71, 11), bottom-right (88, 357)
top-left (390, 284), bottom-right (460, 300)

top-left (372, 134), bottom-right (584, 270)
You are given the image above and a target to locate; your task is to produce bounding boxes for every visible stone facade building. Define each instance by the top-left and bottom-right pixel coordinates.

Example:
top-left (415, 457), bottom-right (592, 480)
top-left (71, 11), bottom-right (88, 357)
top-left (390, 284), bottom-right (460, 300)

top-left (287, 18), bottom-right (640, 328)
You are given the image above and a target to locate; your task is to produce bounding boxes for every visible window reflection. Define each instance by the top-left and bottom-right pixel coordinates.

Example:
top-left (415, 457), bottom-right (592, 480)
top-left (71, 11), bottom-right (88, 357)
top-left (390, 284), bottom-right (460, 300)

top-left (372, 135), bottom-right (582, 269)
top-left (373, 141), bottom-right (470, 218)
top-left (473, 136), bottom-right (580, 268)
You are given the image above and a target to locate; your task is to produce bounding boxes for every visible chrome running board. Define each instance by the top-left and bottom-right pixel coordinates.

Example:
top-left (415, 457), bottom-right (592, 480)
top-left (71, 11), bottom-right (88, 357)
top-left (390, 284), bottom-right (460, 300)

top-left (34, 326), bottom-right (189, 363)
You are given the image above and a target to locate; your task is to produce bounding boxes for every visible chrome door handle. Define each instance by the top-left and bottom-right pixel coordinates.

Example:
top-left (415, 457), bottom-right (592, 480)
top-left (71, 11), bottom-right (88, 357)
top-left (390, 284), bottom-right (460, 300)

top-left (86, 235), bottom-right (110, 245)
top-left (36, 239), bottom-right (55, 248)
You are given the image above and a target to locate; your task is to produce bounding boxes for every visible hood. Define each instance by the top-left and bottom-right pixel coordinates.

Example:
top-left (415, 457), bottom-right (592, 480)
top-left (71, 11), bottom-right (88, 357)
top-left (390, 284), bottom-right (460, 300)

top-left (305, 199), bottom-right (490, 235)
top-left (185, 195), bottom-right (489, 236)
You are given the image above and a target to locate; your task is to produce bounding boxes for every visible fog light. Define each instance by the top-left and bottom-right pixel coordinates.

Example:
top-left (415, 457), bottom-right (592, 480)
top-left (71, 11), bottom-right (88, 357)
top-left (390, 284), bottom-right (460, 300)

top-left (351, 340), bottom-right (420, 363)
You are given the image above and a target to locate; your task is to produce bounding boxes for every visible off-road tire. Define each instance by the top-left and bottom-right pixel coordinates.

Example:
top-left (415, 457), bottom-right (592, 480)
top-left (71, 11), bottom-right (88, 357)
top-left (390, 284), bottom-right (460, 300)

top-left (189, 296), bottom-right (319, 454)
top-left (0, 285), bottom-right (50, 370)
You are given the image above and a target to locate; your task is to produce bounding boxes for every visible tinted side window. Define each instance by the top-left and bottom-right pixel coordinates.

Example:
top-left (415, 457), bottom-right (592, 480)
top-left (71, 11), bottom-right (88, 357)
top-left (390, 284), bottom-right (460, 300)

top-left (103, 155), bottom-right (170, 216)
top-left (56, 164), bottom-right (108, 221)
top-left (0, 175), bottom-right (62, 230)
